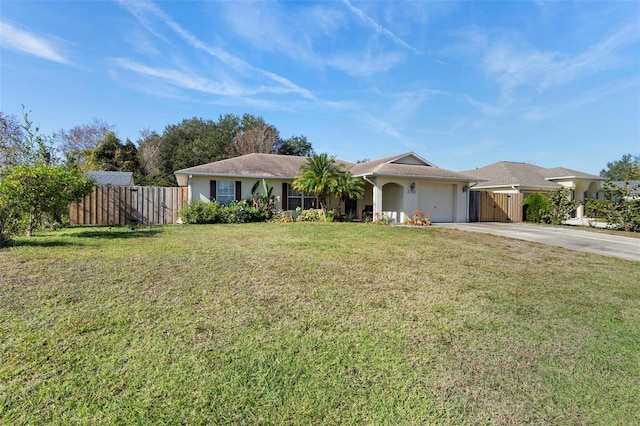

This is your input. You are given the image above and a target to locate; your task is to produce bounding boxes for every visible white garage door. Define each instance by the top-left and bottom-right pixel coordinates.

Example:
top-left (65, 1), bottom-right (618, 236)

top-left (419, 183), bottom-right (454, 222)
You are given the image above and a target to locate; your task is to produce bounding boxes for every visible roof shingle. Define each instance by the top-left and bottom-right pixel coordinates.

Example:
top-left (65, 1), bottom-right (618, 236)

top-left (463, 161), bottom-right (603, 189)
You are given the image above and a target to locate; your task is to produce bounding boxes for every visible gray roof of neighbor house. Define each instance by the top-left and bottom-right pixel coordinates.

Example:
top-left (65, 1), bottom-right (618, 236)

top-left (540, 167), bottom-right (605, 180)
top-left (174, 152), bottom-right (479, 183)
top-left (611, 180), bottom-right (640, 195)
top-left (86, 171), bottom-right (134, 186)
top-left (463, 161), bottom-right (603, 189)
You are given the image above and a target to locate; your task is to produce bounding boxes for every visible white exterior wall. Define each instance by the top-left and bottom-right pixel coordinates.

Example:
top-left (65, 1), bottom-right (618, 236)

top-left (186, 174), bottom-right (471, 223)
top-left (366, 176), bottom-right (469, 223)
top-left (188, 176), bottom-right (293, 210)
top-left (551, 178), bottom-right (604, 218)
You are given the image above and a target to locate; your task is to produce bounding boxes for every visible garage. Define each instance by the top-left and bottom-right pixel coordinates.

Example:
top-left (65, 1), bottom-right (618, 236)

top-left (419, 183), bottom-right (454, 222)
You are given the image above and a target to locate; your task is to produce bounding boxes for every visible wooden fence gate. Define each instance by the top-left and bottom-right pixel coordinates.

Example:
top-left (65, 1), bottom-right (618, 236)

top-left (469, 191), bottom-right (523, 223)
top-left (69, 185), bottom-right (189, 226)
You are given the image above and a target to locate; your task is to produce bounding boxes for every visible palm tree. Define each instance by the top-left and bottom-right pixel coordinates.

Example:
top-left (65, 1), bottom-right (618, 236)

top-left (336, 171), bottom-right (365, 203)
top-left (292, 153), bottom-right (364, 219)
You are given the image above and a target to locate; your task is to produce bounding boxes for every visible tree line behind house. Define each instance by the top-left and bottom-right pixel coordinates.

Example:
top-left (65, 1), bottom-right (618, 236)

top-left (1, 109), bottom-right (368, 244)
top-left (1, 110), bottom-right (314, 187)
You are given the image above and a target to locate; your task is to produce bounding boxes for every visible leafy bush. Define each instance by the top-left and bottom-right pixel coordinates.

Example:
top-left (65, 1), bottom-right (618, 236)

top-left (585, 199), bottom-right (608, 219)
top-left (226, 200), bottom-right (269, 224)
top-left (179, 200), bottom-right (269, 225)
top-left (0, 164), bottom-right (94, 239)
top-left (600, 181), bottom-right (640, 232)
top-left (250, 179), bottom-right (275, 219)
top-left (547, 187), bottom-right (577, 225)
top-left (296, 208), bottom-right (323, 222)
top-left (343, 210), bottom-right (357, 222)
top-left (523, 193), bottom-right (550, 223)
top-left (179, 200), bottom-right (225, 224)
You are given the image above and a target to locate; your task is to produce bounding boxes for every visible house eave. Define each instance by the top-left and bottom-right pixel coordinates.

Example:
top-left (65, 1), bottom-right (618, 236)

top-left (471, 184), bottom-right (520, 190)
top-left (545, 176), bottom-right (606, 181)
top-left (354, 172), bottom-right (477, 182)
top-left (174, 171), bottom-right (296, 180)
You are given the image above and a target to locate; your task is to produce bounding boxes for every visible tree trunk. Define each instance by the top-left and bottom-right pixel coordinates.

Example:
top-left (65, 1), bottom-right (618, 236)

top-left (26, 213), bottom-right (36, 237)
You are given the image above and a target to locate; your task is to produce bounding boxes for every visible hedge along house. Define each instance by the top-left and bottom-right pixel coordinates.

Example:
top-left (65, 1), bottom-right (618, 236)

top-left (463, 161), bottom-right (606, 218)
top-left (174, 152), bottom-right (481, 223)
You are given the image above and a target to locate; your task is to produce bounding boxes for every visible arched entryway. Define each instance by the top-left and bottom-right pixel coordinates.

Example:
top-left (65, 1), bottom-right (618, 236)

top-left (382, 182), bottom-right (404, 222)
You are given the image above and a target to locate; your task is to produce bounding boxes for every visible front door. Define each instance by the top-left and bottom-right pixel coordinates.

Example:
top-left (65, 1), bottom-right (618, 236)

top-left (344, 197), bottom-right (358, 216)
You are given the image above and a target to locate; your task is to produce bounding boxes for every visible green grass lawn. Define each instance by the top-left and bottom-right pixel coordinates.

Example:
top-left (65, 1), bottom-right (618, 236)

top-left (1, 223), bottom-right (639, 425)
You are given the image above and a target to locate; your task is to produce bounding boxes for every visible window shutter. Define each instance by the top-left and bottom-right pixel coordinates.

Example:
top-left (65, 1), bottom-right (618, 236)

top-left (282, 183), bottom-right (288, 210)
top-left (210, 180), bottom-right (216, 201)
top-left (235, 181), bottom-right (242, 201)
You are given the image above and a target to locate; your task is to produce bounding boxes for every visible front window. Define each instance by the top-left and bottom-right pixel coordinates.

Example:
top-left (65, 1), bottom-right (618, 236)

top-left (287, 184), bottom-right (316, 210)
top-left (217, 181), bottom-right (235, 206)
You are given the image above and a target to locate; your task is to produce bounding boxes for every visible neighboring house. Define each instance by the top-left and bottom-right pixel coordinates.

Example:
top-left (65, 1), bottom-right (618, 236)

top-left (463, 161), bottom-right (605, 218)
top-left (608, 180), bottom-right (640, 200)
top-left (174, 152), bottom-right (480, 223)
top-left (86, 171), bottom-right (135, 186)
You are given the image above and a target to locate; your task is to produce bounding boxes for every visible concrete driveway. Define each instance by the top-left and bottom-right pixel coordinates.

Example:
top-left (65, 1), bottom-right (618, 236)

top-left (434, 222), bottom-right (640, 262)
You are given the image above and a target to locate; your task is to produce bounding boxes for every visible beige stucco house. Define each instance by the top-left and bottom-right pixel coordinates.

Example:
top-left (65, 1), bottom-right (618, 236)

top-left (463, 161), bottom-right (605, 218)
top-left (174, 152), bottom-right (480, 223)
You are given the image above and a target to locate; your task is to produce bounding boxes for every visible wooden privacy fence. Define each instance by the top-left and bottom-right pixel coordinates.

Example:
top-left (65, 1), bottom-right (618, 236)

top-left (469, 191), bottom-right (524, 223)
top-left (69, 185), bottom-right (189, 226)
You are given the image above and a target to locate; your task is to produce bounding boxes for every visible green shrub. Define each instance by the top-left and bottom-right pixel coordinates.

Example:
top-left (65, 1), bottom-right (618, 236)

top-left (296, 208), bottom-right (323, 222)
top-left (585, 199), bottom-right (608, 219)
top-left (179, 200), bottom-right (225, 224)
top-left (547, 187), bottom-right (577, 224)
top-left (180, 200), bottom-right (270, 225)
top-left (226, 200), bottom-right (269, 224)
top-left (523, 193), bottom-right (550, 223)
top-left (602, 181), bottom-right (640, 232)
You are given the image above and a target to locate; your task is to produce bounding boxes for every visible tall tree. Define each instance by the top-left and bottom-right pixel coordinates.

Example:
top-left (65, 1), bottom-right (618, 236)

top-left (159, 116), bottom-right (234, 185)
top-left (20, 107), bottom-right (57, 166)
top-left (136, 129), bottom-right (166, 185)
top-left (273, 135), bottom-right (314, 156)
top-left (224, 117), bottom-right (278, 158)
top-left (600, 153), bottom-right (640, 181)
top-left (93, 132), bottom-right (139, 172)
top-left (0, 111), bottom-right (27, 168)
top-left (57, 118), bottom-right (114, 170)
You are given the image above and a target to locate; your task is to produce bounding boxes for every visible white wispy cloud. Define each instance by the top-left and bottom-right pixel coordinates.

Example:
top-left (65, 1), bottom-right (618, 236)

top-left (520, 79), bottom-right (639, 122)
top-left (113, 57), bottom-right (316, 99)
top-left (342, 0), bottom-right (422, 55)
top-left (0, 20), bottom-right (70, 64)
top-left (463, 95), bottom-right (504, 117)
top-left (112, 58), bottom-right (242, 97)
top-left (117, 0), bottom-right (317, 101)
top-left (483, 21), bottom-right (640, 97)
top-left (222, 2), bottom-right (320, 66)
top-left (116, 0), bottom-right (420, 146)
top-left (222, 1), bottom-right (407, 77)
top-left (539, 22), bottom-right (639, 91)
top-left (327, 51), bottom-right (404, 77)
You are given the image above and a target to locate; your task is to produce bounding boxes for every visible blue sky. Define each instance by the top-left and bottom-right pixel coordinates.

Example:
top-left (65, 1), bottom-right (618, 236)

top-left (1, 1), bottom-right (638, 174)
